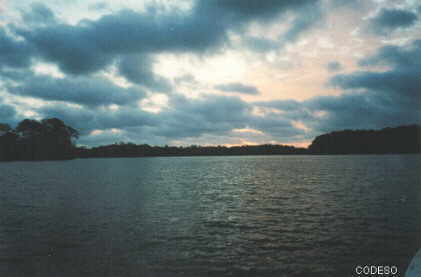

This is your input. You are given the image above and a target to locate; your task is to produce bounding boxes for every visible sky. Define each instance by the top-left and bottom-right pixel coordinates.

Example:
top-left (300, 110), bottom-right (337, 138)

top-left (0, 0), bottom-right (420, 147)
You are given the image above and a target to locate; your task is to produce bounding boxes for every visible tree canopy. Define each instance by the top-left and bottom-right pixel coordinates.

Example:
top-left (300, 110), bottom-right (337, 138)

top-left (0, 118), bottom-right (79, 161)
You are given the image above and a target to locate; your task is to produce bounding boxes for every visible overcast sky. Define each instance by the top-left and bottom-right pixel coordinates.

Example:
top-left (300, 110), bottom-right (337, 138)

top-left (0, 0), bottom-right (420, 147)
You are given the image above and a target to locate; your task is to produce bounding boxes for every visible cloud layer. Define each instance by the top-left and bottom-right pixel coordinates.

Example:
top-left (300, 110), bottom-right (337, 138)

top-left (367, 8), bottom-right (418, 35)
top-left (214, 82), bottom-right (259, 95)
top-left (0, 0), bottom-right (419, 146)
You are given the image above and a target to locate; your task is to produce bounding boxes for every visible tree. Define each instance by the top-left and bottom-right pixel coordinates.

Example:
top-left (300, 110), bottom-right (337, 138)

top-left (41, 118), bottom-right (79, 159)
top-left (0, 123), bottom-right (11, 134)
top-left (13, 118), bottom-right (80, 160)
top-left (0, 123), bottom-right (17, 161)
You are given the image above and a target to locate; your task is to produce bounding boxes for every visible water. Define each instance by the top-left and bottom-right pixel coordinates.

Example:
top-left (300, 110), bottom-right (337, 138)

top-left (0, 155), bottom-right (420, 277)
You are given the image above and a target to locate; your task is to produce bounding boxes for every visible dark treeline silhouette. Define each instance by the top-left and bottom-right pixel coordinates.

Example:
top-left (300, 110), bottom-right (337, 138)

top-left (0, 118), bottom-right (78, 161)
top-left (0, 118), bottom-right (420, 161)
top-left (308, 125), bottom-right (421, 154)
top-left (77, 143), bottom-right (307, 158)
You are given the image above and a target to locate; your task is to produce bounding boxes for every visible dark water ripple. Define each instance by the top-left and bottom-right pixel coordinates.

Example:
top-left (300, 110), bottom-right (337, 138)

top-left (0, 155), bottom-right (420, 276)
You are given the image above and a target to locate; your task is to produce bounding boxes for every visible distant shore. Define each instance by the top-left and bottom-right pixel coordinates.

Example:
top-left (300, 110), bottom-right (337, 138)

top-left (76, 124), bottom-right (421, 159)
top-left (1, 118), bottom-right (420, 161)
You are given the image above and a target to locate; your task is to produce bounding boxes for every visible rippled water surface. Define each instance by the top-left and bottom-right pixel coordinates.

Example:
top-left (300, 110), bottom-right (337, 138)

top-left (0, 155), bottom-right (420, 276)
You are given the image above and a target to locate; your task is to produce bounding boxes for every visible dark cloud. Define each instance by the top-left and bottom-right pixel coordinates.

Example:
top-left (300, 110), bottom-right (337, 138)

top-left (358, 40), bottom-right (421, 68)
top-left (37, 104), bottom-right (157, 135)
top-left (157, 94), bottom-right (306, 141)
top-left (214, 82), bottom-right (259, 95)
top-left (37, 104), bottom-right (95, 134)
top-left (154, 94), bottom-right (252, 138)
top-left (0, 96), bottom-right (19, 126)
top-left (200, 0), bottom-right (319, 22)
top-left (12, 8), bottom-right (224, 76)
top-left (94, 107), bottom-right (158, 131)
top-left (0, 103), bottom-right (17, 122)
top-left (303, 94), bottom-right (388, 132)
top-left (235, 1), bottom-right (323, 49)
top-left (35, 94), bottom-right (252, 139)
top-left (332, 41), bottom-right (421, 111)
top-left (117, 54), bottom-right (172, 92)
top-left (32, 94), bottom-right (248, 142)
top-left (202, 0), bottom-right (323, 49)
top-left (367, 8), bottom-right (418, 36)
top-left (249, 113), bottom-right (305, 138)
top-left (280, 3), bottom-right (323, 45)
top-left (5, 73), bottom-right (146, 107)
top-left (10, 0), bottom-right (321, 78)
top-left (21, 2), bottom-right (56, 25)
top-left (15, 23), bottom-right (113, 75)
top-left (331, 70), bottom-right (420, 107)
top-left (327, 61), bottom-right (342, 72)
top-left (316, 39), bottom-right (421, 130)
top-left (0, 29), bottom-right (34, 69)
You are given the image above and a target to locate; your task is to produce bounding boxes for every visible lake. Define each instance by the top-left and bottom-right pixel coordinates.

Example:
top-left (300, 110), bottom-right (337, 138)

top-left (0, 155), bottom-right (420, 276)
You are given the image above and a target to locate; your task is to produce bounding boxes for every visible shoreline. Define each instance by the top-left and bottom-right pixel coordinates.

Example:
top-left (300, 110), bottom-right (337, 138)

top-left (1, 152), bottom-right (420, 163)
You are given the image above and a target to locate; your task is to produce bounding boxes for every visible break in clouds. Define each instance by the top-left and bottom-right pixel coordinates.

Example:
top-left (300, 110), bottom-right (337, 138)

top-left (0, 0), bottom-right (420, 146)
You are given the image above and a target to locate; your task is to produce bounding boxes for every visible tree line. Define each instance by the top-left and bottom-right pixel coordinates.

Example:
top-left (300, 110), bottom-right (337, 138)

top-left (0, 118), bottom-right (78, 161)
top-left (0, 118), bottom-right (420, 161)
top-left (77, 143), bottom-right (307, 158)
top-left (308, 125), bottom-right (421, 154)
